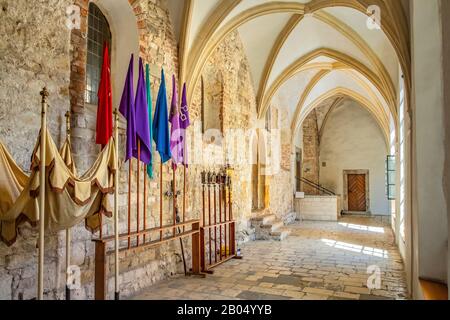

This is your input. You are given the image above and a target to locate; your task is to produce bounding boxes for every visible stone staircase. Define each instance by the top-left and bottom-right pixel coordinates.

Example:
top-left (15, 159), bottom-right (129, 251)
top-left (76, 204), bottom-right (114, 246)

top-left (250, 212), bottom-right (291, 241)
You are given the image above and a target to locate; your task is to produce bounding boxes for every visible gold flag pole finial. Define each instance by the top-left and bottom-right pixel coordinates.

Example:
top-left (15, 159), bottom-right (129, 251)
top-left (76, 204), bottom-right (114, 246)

top-left (65, 111), bottom-right (71, 138)
top-left (40, 87), bottom-right (49, 104)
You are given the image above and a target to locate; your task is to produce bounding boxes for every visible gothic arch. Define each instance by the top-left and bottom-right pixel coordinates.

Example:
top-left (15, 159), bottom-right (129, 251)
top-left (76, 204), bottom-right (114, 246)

top-left (292, 87), bottom-right (390, 148)
top-left (69, 0), bottom-right (140, 112)
top-left (257, 11), bottom-right (396, 113)
top-left (261, 48), bottom-right (395, 121)
top-left (185, 0), bottom-right (410, 110)
top-left (90, 0), bottom-right (140, 107)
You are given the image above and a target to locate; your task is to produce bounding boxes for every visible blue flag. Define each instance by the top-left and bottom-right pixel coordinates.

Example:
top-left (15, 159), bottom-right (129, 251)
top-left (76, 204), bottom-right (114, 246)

top-left (152, 69), bottom-right (172, 163)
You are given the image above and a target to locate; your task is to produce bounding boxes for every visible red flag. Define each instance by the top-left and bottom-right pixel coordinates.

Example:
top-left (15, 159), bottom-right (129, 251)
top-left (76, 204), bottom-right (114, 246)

top-left (96, 42), bottom-right (113, 147)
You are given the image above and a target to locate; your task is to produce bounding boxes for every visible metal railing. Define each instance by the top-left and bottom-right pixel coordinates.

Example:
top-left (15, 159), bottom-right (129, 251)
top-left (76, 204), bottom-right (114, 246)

top-left (296, 177), bottom-right (336, 196)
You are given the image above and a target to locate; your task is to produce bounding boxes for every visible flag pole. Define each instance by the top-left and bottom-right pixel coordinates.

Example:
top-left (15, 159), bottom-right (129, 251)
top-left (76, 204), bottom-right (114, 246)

top-left (143, 164), bottom-right (147, 244)
top-left (183, 165), bottom-right (186, 233)
top-left (160, 161), bottom-right (163, 240)
top-left (113, 109), bottom-right (120, 300)
top-left (38, 87), bottom-right (48, 300)
top-left (65, 111), bottom-right (72, 301)
top-left (172, 165), bottom-right (188, 276)
top-left (173, 164), bottom-right (176, 237)
top-left (127, 160), bottom-right (132, 249)
top-left (137, 141), bottom-right (141, 246)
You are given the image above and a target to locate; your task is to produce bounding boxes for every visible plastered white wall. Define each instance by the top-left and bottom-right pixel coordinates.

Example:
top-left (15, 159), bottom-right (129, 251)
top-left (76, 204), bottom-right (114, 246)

top-left (411, 0), bottom-right (448, 285)
top-left (319, 100), bottom-right (389, 215)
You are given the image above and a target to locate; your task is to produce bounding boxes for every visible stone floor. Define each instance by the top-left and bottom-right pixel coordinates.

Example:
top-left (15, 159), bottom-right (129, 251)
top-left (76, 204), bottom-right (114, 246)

top-left (131, 216), bottom-right (409, 300)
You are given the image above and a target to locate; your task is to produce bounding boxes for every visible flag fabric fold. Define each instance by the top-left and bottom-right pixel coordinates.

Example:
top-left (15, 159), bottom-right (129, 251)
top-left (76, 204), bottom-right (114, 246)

top-left (169, 75), bottom-right (181, 169)
top-left (179, 83), bottom-right (191, 167)
top-left (146, 64), bottom-right (154, 179)
top-left (119, 54), bottom-right (136, 162)
top-left (96, 43), bottom-right (113, 147)
top-left (134, 58), bottom-right (152, 164)
top-left (152, 69), bottom-right (172, 164)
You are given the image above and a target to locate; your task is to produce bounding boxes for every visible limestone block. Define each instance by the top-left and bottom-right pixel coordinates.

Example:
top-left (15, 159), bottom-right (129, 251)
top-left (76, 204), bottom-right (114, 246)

top-left (0, 274), bottom-right (12, 300)
top-left (71, 241), bottom-right (87, 266)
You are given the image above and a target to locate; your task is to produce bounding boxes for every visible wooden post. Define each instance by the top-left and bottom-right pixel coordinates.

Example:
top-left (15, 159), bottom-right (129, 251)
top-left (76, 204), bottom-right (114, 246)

top-left (65, 228), bottom-right (71, 300)
top-left (183, 166), bottom-right (186, 233)
top-left (224, 178), bottom-right (228, 258)
top-left (213, 174), bottom-right (217, 263)
top-left (127, 160), bottom-right (132, 249)
top-left (137, 141), bottom-right (141, 246)
top-left (219, 174), bottom-right (223, 259)
top-left (201, 171), bottom-right (206, 226)
top-left (228, 175), bottom-right (233, 256)
top-left (173, 165), bottom-right (177, 237)
top-left (200, 226), bottom-right (205, 272)
top-left (65, 111), bottom-right (71, 301)
top-left (37, 87), bottom-right (48, 301)
top-left (230, 222), bottom-right (236, 256)
top-left (143, 164), bottom-right (147, 244)
top-left (160, 161), bottom-right (163, 240)
top-left (94, 241), bottom-right (107, 300)
top-left (113, 109), bottom-right (120, 300)
top-left (207, 172), bottom-right (212, 265)
top-left (191, 222), bottom-right (201, 274)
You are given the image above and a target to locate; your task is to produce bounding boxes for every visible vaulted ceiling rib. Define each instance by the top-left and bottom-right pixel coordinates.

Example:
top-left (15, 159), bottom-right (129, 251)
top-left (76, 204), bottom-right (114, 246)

top-left (173, 0), bottom-right (409, 137)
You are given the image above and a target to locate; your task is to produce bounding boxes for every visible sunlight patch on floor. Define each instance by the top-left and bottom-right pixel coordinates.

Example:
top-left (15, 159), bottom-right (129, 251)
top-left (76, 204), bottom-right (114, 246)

top-left (338, 223), bottom-right (385, 234)
top-left (321, 239), bottom-right (389, 258)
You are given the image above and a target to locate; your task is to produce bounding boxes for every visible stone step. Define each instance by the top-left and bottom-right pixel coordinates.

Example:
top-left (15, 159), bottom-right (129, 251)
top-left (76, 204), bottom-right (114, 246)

top-left (250, 214), bottom-right (276, 226)
top-left (250, 213), bottom-right (291, 241)
top-left (260, 220), bottom-right (284, 232)
top-left (270, 229), bottom-right (291, 241)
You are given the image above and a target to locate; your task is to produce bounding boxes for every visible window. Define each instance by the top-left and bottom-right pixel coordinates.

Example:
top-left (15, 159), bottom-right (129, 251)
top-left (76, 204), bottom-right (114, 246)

top-left (386, 155), bottom-right (396, 200)
top-left (265, 106), bottom-right (272, 132)
top-left (398, 78), bottom-right (407, 240)
top-left (201, 74), bottom-right (224, 141)
top-left (85, 3), bottom-right (112, 105)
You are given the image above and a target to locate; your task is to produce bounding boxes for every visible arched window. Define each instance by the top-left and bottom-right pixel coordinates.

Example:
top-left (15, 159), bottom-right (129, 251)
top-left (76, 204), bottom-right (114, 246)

top-left (201, 70), bottom-right (224, 139)
top-left (85, 3), bottom-right (112, 105)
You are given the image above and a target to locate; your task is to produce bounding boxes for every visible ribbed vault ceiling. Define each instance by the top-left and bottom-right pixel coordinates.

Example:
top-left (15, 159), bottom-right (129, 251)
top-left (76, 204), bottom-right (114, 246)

top-left (169, 0), bottom-right (410, 139)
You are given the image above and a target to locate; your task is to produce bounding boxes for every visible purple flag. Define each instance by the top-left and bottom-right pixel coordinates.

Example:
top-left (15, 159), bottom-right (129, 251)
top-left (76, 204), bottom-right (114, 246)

top-left (169, 75), bottom-right (182, 169)
top-left (119, 54), bottom-right (136, 162)
top-left (134, 58), bottom-right (152, 164)
top-left (179, 83), bottom-right (191, 167)
top-left (170, 82), bottom-right (191, 169)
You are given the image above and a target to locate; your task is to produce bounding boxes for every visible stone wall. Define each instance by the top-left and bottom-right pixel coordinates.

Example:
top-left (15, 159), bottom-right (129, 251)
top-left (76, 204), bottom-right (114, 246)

top-left (268, 105), bottom-right (294, 222)
top-left (0, 0), bottom-right (73, 300)
top-left (0, 0), bottom-right (183, 300)
top-left (189, 31), bottom-right (258, 243)
top-left (68, 0), bottom-right (182, 300)
top-left (295, 196), bottom-right (341, 221)
top-left (0, 1), bottom-right (295, 300)
top-left (301, 110), bottom-right (320, 195)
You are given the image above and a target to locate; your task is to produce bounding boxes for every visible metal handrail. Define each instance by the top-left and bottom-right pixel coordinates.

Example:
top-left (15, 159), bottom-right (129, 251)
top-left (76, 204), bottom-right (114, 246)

top-left (296, 177), bottom-right (336, 196)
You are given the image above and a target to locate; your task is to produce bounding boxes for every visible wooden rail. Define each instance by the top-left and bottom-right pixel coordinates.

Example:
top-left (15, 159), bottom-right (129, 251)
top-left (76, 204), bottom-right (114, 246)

top-left (200, 169), bottom-right (241, 273)
top-left (93, 220), bottom-right (201, 300)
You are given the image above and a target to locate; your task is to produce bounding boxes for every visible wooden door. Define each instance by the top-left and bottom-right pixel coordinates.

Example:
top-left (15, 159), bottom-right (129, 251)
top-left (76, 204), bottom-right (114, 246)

top-left (348, 174), bottom-right (367, 212)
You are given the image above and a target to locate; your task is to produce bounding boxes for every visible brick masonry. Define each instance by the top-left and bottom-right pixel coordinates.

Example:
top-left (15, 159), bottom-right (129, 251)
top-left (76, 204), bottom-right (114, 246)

top-left (301, 109), bottom-right (320, 195)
